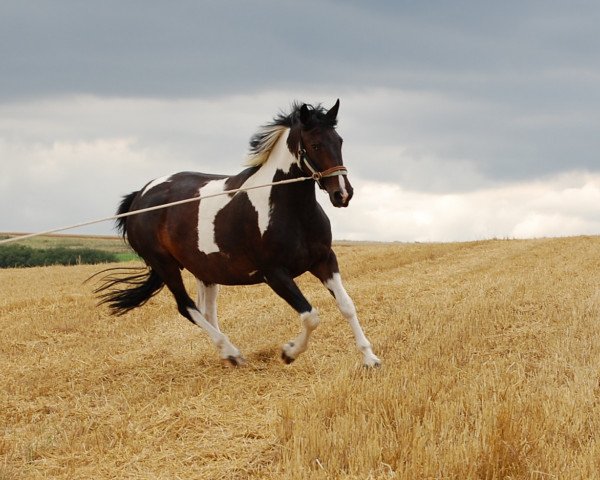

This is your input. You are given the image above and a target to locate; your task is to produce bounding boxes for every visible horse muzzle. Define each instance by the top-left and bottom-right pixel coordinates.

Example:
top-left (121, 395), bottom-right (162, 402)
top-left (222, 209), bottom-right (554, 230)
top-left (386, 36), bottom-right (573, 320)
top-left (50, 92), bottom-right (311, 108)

top-left (327, 175), bottom-right (353, 208)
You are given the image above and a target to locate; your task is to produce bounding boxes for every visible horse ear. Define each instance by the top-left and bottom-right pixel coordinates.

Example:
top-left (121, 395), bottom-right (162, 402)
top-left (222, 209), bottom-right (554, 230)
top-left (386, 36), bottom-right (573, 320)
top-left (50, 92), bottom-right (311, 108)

top-left (325, 99), bottom-right (340, 122)
top-left (299, 104), bottom-right (311, 125)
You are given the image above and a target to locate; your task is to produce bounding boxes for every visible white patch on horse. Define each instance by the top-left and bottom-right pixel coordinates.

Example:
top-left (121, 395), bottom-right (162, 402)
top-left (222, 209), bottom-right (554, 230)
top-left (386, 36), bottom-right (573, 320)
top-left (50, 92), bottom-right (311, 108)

top-left (243, 129), bottom-right (295, 235)
top-left (141, 175), bottom-right (172, 196)
top-left (196, 129), bottom-right (296, 253)
top-left (197, 178), bottom-right (230, 254)
top-left (338, 175), bottom-right (349, 203)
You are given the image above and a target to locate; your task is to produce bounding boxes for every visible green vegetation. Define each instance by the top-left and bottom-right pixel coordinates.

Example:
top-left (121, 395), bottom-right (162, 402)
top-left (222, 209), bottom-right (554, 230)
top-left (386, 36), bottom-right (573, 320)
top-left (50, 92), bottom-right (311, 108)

top-left (114, 251), bottom-right (141, 262)
top-left (3, 234), bottom-right (131, 253)
top-left (0, 244), bottom-right (119, 268)
top-left (0, 234), bottom-right (139, 268)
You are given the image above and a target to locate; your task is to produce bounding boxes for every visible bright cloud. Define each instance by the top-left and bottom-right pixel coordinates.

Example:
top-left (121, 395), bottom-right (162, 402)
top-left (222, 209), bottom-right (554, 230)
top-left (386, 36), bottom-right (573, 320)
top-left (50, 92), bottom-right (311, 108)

top-left (1, 93), bottom-right (599, 241)
top-left (324, 172), bottom-right (600, 242)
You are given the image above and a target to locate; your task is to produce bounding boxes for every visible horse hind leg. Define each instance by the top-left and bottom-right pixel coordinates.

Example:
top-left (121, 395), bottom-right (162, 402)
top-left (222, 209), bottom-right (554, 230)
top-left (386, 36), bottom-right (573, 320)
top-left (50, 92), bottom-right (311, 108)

top-left (196, 279), bottom-right (206, 316)
top-left (151, 257), bottom-right (244, 366)
top-left (196, 279), bottom-right (220, 331)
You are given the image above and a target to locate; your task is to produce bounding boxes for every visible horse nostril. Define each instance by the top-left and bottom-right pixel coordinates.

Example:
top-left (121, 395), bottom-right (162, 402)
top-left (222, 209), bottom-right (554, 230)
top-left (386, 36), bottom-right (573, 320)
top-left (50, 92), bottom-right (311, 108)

top-left (333, 191), bottom-right (344, 203)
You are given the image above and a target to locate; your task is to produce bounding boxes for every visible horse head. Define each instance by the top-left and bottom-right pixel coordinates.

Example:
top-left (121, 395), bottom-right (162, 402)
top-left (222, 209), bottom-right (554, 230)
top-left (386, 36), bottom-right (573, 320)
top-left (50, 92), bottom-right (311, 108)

top-left (296, 99), bottom-right (353, 208)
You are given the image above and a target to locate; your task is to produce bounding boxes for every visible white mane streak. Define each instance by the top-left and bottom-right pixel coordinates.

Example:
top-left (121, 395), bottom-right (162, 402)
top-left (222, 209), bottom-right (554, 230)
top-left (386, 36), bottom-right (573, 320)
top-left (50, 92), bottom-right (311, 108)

top-left (245, 125), bottom-right (288, 167)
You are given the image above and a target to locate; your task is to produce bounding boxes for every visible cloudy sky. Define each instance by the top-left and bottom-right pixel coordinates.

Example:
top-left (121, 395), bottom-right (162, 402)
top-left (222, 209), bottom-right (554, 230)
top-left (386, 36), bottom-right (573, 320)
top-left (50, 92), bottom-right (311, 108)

top-left (1, 0), bottom-right (599, 242)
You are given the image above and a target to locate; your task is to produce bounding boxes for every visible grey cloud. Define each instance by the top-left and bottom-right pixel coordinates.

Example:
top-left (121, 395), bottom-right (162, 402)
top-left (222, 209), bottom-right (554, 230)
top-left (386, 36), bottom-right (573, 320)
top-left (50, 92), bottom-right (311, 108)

top-left (1, 1), bottom-right (600, 239)
top-left (2, 1), bottom-right (598, 99)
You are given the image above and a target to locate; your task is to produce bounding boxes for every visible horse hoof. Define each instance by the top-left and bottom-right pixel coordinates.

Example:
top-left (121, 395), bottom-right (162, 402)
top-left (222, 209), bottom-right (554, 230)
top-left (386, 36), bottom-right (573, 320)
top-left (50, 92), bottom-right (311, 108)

top-left (364, 356), bottom-right (382, 368)
top-left (281, 350), bottom-right (295, 364)
top-left (224, 355), bottom-right (246, 367)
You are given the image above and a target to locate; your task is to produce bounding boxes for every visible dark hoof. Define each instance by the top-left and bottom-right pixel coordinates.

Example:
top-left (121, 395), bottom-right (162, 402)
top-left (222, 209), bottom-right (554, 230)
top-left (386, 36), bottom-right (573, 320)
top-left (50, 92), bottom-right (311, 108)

top-left (281, 351), bottom-right (295, 364)
top-left (365, 360), bottom-right (382, 369)
top-left (224, 355), bottom-right (246, 367)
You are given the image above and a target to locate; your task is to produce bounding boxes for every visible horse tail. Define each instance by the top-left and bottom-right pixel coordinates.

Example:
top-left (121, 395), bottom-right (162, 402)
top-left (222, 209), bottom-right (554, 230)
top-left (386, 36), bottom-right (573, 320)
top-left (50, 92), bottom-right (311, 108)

top-left (115, 191), bottom-right (139, 238)
top-left (90, 267), bottom-right (165, 316)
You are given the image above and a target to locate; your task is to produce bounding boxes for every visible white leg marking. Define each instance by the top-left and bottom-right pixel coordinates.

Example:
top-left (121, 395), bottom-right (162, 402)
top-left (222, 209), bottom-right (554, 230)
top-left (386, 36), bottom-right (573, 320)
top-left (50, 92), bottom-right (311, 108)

top-left (196, 279), bottom-right (220, 329)
top-left (282, 308), bottom-right (320, 362)
top-left (196, 279), bottom-right (206, 316)
top-left (324, 273), bottom-right (381, 367)
top-left (203, 283), bottom-right (220, 331)
top-left (186, 307), bottom-right (243, 365)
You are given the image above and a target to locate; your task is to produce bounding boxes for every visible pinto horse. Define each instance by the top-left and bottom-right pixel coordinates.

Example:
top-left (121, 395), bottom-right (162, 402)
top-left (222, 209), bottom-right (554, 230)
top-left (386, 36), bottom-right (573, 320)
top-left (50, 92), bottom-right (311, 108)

top-left (95, 100), bottom-right (381, 367)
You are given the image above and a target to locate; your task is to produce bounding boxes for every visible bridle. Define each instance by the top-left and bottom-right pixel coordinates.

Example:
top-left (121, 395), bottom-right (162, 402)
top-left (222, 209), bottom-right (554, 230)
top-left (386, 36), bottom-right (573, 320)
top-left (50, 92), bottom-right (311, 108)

top-left (298, 140), bottom-right (348, 190)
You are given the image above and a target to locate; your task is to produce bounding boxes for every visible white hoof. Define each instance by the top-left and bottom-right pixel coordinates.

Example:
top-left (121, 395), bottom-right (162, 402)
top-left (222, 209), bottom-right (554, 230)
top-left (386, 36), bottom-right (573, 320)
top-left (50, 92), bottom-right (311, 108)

top-left (363, 353), bottom-right (382, 368)
top-left (218, 339), bottom-right (244, 366)
top-left (281, 342), bottom-right (297, 364)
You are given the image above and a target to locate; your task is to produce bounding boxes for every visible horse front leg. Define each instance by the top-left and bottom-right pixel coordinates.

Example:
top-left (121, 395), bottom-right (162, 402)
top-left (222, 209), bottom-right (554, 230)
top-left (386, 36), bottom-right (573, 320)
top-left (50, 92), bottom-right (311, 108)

top-left (264, 269), bottom-right (320, 364)
top-left (312, 253), bottom-right (381, 367)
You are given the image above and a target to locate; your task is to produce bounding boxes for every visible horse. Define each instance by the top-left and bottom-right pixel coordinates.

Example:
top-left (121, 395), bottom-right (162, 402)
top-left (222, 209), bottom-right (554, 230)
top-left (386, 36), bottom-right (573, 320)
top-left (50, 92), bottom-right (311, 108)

top-left (94, 99), bottom-right (381, 367)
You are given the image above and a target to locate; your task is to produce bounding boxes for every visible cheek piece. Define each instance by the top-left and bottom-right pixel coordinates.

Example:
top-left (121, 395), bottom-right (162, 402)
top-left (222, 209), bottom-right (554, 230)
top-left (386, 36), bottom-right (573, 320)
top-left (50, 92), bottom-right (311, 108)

top-left (298, 147), bottom-right (348, 190)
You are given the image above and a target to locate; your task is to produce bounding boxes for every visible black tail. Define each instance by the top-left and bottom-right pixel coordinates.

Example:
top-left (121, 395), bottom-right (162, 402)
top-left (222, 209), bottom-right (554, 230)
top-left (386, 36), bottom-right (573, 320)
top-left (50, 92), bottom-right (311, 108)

top-left (88, 190), bottom-right (160, 316)
top-left (115, 191), bottom-right (139, 238)
top-left (90, 267), bottom-right (165, 316)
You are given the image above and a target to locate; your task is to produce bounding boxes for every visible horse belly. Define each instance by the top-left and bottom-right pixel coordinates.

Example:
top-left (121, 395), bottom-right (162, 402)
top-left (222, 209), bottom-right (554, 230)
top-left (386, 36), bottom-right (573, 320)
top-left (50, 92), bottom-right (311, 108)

top-left (181, 251), bottom-right (263, 285)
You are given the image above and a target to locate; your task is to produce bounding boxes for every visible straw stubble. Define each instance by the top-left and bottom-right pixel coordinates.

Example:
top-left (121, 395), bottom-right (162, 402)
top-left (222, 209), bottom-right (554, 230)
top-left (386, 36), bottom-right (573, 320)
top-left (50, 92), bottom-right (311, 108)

top-left (1, 237), bottom-right (600, 479)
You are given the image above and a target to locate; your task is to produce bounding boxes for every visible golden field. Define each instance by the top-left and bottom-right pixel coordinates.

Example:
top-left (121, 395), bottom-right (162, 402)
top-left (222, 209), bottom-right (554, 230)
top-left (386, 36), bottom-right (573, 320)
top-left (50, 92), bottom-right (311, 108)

top-left (1, 236), bottom-right (600, 479)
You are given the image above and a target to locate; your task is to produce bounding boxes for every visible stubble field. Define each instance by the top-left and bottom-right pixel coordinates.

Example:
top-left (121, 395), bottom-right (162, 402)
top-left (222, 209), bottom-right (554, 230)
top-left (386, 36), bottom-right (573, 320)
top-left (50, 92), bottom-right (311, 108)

top-left (1, 236), bottom-right (600, 479)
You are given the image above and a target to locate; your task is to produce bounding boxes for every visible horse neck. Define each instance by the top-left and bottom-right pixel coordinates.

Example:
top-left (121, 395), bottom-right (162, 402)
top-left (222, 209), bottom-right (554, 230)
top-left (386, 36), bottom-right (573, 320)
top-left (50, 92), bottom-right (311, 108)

top-left (263, 128), bottom-right (298, 175)
top-left (260, 129), bottom-right (317, 207)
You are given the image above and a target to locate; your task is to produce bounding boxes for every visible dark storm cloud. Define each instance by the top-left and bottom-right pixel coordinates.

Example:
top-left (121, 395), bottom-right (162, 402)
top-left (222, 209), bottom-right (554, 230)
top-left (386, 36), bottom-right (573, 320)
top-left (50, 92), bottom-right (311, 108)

top-left (1, 0), bottom-right (599, 190)
top-left (2, 1), bottom-right (598, 97)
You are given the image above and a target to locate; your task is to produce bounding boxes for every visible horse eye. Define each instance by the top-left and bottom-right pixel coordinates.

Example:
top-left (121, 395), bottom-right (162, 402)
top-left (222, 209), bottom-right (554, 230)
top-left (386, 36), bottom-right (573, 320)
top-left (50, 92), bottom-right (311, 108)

top-left (311, 143), bottom-right (320, 150)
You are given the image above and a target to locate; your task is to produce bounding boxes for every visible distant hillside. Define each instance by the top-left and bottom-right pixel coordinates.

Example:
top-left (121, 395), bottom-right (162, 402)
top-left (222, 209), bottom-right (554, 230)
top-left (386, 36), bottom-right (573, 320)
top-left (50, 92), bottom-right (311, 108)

top-left (0, 233), bottom-right (138, 264)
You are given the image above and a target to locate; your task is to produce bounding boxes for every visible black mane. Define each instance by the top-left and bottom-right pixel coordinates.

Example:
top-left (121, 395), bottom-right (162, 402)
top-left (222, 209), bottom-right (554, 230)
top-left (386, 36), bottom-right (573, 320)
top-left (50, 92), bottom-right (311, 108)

top-left (248, 102), bottom-right (337, 160)
top-left (272, 102), bottom-right (337, 129)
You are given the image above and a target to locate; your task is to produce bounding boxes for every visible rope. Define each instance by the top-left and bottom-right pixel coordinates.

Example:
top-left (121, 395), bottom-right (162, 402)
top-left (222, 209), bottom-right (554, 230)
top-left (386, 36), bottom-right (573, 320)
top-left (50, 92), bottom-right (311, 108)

top-left (0, 175), bottom-right (313, 246)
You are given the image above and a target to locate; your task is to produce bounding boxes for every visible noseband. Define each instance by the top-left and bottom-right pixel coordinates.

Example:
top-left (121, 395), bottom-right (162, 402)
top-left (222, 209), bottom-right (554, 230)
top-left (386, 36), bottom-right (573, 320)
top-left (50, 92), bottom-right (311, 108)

top-left (298, 145), bottom-right (348, 190)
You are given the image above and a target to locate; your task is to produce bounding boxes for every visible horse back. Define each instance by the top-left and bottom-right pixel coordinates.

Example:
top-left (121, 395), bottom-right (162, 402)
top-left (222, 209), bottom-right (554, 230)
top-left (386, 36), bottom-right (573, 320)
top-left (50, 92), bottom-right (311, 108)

top-left (123, 170), bottom-right (333, 285)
